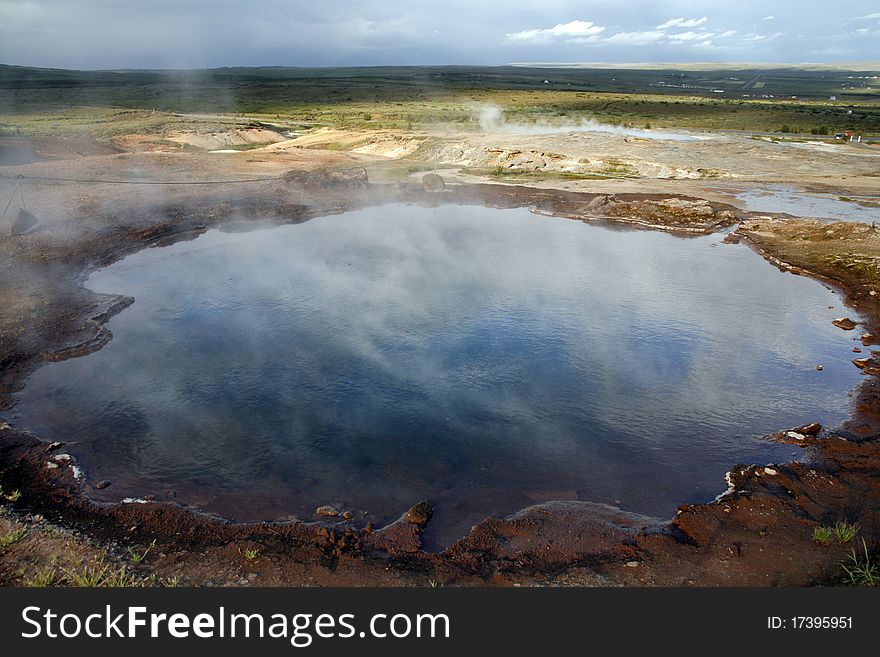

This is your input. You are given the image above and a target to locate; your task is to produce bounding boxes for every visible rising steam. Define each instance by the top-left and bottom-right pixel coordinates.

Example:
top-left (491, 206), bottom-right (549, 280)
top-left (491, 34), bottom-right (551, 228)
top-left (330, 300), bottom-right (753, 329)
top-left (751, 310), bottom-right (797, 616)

top-left (474, 103), bottom-right (706, 141)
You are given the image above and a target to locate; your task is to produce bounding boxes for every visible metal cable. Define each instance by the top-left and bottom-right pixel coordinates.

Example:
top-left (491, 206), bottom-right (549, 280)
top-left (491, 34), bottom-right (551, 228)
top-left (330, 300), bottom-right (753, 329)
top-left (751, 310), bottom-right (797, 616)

top-left (0, 175), bottom-right (23, 222)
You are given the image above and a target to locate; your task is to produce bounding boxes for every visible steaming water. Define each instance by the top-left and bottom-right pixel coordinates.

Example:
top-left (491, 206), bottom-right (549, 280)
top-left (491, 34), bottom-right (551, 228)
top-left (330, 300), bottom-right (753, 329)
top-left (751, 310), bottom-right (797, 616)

top-left (476, 104), bottom-right (707, 141)
top-left (9, 204), bottom-right (864, 547)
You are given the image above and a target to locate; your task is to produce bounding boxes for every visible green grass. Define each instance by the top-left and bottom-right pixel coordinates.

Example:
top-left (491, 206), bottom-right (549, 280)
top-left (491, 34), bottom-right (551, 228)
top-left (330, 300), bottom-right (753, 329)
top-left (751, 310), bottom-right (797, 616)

top-left (813, 526), bottom-right (834, 544)
top-left (834, 521), bottom-right (859, 543)
top-left (839, 196), bottom-right (880, 208)
top-left (0, 527), bottom-right (27, 549)
top-left (22, 567), bottom-right (58, 588)
top-left (1, 64), bottom-right (877, 141)
top-left (61, 562), bottom-right (145, 587)
top-left (243, 548), bottom-right (259, 560)
top-left (842, 539), bottom-right (878, 586)
top-left (127, 539), bottom-right (156, 565)
top-left (474, 167), bottom-right (631, 181)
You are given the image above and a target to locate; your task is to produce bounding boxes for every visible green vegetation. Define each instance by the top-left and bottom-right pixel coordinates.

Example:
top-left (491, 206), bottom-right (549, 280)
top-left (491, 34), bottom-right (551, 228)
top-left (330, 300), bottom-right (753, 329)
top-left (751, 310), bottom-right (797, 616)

top-left (0, 527), bottom-right (27, 549)
top-left (1, 64), bottom-right (877, 144)
top-left (834, 521), bottom-right (859, 543)
top-left (127, 539), bottom-right (156, 565)
top-left (243, 548), bottom-right (259, 560)
top-left (0, 484), bottom-right (22, 503)
top-left (839, 196), bottom-right (880, 208)
top-left (17, 557), bottom-right (179, 588)
top-left (812, 526), bottom-right (834, 544)
top-left (476, 167), bottom-right (631, 181)
top-left (842, 539), bottom-right (878, 587)
top-left (22, 567), bottom-right (58, 588)
top-left (61, 562), bottom-right (145, 587)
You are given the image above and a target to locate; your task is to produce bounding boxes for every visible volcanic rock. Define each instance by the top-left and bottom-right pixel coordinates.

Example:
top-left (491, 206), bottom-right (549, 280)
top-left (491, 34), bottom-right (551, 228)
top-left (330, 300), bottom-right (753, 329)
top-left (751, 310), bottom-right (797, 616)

top-left (422, 173), bottom-right (446, 192)
top-left (404, 501), bottom-right (433, 526)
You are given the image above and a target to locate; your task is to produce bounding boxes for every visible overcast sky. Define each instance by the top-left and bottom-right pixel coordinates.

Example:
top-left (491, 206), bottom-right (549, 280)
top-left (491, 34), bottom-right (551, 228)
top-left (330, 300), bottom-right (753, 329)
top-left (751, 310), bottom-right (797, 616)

top-left (0, 0), bottom-right (877, 70)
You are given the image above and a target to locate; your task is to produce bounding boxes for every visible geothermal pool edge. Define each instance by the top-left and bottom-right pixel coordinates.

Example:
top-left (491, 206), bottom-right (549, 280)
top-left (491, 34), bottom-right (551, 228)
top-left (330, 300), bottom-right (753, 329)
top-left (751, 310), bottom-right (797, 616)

top-left (1, 179), bottom-right (879, 587)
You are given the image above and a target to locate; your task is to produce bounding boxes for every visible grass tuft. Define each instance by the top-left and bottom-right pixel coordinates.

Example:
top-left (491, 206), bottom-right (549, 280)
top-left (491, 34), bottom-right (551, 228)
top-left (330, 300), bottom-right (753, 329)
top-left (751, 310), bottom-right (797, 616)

top-left (812, 526), bottom-right (834, 544)
top-left (0, 527), bottom-right (27, 549)
top-left (22, 567), bottom-right (57, 587)
top-left (842, 539), bottom-right (878, 587)
top-left (834, 521), bottom-right (859, 543)
top-left (127, 539), bottom-right (156, 565)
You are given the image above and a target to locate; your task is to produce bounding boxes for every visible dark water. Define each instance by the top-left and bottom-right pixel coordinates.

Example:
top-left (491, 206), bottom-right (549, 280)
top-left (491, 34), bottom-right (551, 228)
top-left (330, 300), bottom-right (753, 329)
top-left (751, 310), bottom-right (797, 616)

top-left (9, 204), bottom-right (864, 547)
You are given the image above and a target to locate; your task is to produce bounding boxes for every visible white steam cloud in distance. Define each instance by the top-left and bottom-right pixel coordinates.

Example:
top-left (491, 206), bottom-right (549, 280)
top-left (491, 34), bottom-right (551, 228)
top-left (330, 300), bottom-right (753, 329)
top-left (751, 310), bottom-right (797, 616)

top-left (474, 103), bottom-right (707, 141)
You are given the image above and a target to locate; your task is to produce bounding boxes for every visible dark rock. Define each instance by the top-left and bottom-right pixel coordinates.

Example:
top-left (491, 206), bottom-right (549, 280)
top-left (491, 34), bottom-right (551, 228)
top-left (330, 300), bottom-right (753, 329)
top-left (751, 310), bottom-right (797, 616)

top-left (95, 480), bottom-right (112, 490)
top-left (315, 505), bottom-right (339, 518)
top-left (341, 511), bottom-right (353, 520)
top-left (4, 208), bottom-right (38, 236)
top-left (853, 358), bottom-right (873, 369)
top-left (722, 232), bottom-right (741, 244)
top-left (404, 500), bottom-right (433, 526)
top-left (833, 317), bottom-right (857, 330)
top-left (794, 422), bottom-right (822, 436)
top-left (422, 173), bottom-right (446, 192)
top-left (586, 195), bottom-right (611, 212)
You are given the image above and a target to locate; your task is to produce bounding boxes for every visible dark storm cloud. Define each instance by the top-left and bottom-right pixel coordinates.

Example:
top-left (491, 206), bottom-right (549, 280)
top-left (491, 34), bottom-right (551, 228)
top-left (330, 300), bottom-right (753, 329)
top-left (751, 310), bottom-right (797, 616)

top-left (0, 0), bottom-right (877, 69)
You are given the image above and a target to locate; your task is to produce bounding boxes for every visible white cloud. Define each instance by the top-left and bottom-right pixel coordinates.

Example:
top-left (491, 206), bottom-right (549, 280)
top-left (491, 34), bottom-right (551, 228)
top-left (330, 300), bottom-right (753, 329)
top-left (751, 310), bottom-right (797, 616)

top-left (656, 17), bottom-right (707, 30)
top-left (717, 30), bottom-right (737, 38)
top-left (763, 16), bottom-right (775, 21)
top-left (744, 31), bottom-right (785, 42)
top-left (695, 40), bottom-right (713, 47)
top-left (604, 30), bottom-right (666, 45)
top-left (855, 12), bottom-right (880, 19)
top-left (505, 20), bottom-right (605, 43)
top-left (668, 30), bottom-right (709, 42)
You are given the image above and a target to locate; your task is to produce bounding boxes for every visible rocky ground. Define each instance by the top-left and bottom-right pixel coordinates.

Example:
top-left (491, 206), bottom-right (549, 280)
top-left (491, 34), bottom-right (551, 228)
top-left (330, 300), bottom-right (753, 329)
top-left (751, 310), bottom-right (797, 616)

top-left (1, 126), bottom-right (879, 587)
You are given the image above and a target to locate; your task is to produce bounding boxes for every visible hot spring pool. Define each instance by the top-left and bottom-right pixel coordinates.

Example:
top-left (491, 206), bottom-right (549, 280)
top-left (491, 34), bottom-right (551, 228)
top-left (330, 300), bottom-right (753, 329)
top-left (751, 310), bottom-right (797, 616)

top-left (8, 203), bottom-right (864, 547)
